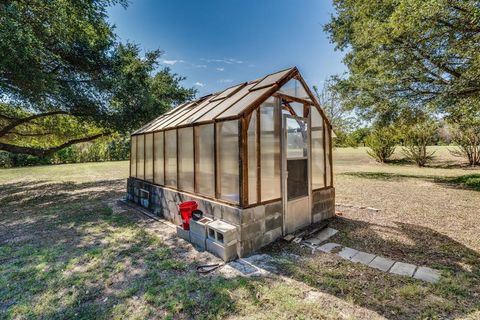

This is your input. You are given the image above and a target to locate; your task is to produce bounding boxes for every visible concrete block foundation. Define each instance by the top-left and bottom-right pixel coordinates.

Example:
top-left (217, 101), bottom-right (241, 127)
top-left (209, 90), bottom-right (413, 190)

top-left (127, 178), bottom-right (335, 257)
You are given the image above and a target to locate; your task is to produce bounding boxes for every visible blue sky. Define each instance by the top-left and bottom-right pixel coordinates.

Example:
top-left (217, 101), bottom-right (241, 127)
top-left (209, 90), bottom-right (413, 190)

top-left (108, 0), bottom-right (346, 97)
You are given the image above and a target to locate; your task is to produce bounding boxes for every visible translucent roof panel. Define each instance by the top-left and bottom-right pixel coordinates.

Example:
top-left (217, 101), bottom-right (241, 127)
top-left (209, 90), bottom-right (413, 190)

top-left (250, 68), bottom-right (295, 91)
top-left (161, 96), bottom-right (216, 129)
top-left (216, 84), bottom-right (276, 120)
top-left (193, 82), bottom-right (258, 123)
top-left (149, 101), bottom-right (196, 131)
top-left (133, 67), bottom-right (300, 134)
top-left (210, 83), bottom-right (247, 102)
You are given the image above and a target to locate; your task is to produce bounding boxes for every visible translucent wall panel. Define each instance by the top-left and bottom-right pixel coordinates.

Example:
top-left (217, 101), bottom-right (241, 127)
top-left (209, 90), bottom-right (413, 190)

top-left (260, 101), bottom-right (281, 201)
top-left (195, 124), bottom-right (215, 196)
top-left (137, 134), bottom-right (145, 180)
top-left (164, 130), bottom-right (177, 187)
top-left (311, 107), bottom-right (325, 189)
top-left (154, 131), bottom-right (164, 185)
top-left (130, 135), bottom-right (137, 177)
top-left (325, 122), bottom-right (332, 187)
top-left (247, 112), bottom-right (258, 204)
top-left (178, 127), bottom-right (194, 192)
top-left (145, 133), bottom-right (153, 182)
top-left (217, 120), bottom-right (239, 203)
top-left (278, 79), bottom-right (310, 101)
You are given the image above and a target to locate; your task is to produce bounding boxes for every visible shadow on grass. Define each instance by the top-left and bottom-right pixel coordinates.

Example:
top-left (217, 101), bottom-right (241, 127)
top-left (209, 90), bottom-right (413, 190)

top-left (265, 216), bottom-right (480, 319)
top-left (0, 179), bottom-right (261, 319)
top-left (342, 172), bottom-right (480, 191)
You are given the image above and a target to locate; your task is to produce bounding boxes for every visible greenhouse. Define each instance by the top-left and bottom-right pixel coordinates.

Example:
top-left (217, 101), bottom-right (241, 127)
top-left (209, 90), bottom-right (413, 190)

top-left (127, 67), bottom-right (334, 257)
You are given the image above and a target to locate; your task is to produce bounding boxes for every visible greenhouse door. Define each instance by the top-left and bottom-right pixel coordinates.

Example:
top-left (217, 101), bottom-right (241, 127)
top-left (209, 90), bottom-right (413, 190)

top-left (282, 114), bottom-right (311, 234)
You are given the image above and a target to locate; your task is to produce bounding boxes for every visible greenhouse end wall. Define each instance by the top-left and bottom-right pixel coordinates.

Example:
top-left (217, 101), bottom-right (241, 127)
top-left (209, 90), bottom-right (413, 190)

top-left (127, 177), bottom-right (334, 257)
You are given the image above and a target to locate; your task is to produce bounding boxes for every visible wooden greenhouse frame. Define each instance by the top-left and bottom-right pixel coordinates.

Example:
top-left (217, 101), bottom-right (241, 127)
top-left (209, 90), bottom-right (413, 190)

top-left (127, 67), bottom-right (335, 256)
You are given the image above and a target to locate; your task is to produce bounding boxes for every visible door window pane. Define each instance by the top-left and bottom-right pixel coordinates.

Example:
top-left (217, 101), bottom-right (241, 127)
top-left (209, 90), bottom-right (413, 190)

top-left (165, 130), bottom-right (177, 187)
top-left (130, 135), bottom-right (137, 178)
top-left (286, 117), bottom-right (308, 158)
top-left (195, 124), bottom-right (215, 196)
top-left (260, 101), bottom-right (281, 201)
top-left (154, 132), bottom-right (164, 185)
top-left (178, 127), bottom-right (194, 192)
top-left (311, 107), bottom-right (325, 189)
top-left (247, 111), bottom-right (258, 204)
top-left (145, 133), bottom-right (153, 182)
top-left (217, 120), bottom-right (239, 203)
top-left (137, 134), bottom-right (145, 180)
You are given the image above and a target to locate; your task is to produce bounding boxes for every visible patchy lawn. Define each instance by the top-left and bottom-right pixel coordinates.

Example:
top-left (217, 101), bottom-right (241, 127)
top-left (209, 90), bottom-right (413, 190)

top-left (1, 147), bottom-right (479, 319)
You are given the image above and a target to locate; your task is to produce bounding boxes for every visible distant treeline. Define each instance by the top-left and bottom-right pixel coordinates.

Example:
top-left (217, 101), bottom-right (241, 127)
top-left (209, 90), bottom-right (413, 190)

top-left (0, 135), bottom-right (130, 168)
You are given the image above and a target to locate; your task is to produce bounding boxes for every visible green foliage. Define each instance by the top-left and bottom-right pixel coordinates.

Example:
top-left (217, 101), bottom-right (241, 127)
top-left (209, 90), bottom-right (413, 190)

top-left (325, 0), bottom-right (480, 121)
top-left (401, 121), bottom-right (438, 167)
top-left (0, 1), bottom-right (195, 156)
top-left (365, 127), bottom-right (397, 163)
top-left (0, 134), bottom-right (130, 167)
top-left (347, 127), bottom-right (371, 147)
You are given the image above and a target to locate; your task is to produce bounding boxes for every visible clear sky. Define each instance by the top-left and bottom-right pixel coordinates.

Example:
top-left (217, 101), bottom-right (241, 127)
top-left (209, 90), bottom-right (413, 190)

top-left (107, 0), bottom-right (346, 97)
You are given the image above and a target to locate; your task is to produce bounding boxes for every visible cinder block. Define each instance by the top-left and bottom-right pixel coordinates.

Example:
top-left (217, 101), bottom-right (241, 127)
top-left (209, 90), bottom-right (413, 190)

top-left (240, 220), bottom-right (263, 241)
top-left (265, 201), bottom-right (282, 217)
top-left (207, 220), bottom-right (237, 244)
top-left (176, 225), bottom-right (190, 242)
top-left (252, 205), bottom-right (265, 222)
top-left (190, 217), bottom-right (213, 237)
top-left (222, 206), bottom-right (241, 225)
top-left (190, 232), bottom-right (206, 251)
top-left (206, 238), bottom-right (237, 261)
top-left (265, 213), bottom-right (282, 232)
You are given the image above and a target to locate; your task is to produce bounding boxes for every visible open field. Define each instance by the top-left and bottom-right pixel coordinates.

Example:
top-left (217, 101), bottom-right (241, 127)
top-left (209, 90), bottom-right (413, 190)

top-left (0, 147), bottom-right (479, 319)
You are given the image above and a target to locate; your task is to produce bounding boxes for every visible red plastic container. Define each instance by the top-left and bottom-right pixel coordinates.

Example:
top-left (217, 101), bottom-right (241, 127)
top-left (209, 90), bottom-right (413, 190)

top-left (179, 200), bottom-right (198, 230)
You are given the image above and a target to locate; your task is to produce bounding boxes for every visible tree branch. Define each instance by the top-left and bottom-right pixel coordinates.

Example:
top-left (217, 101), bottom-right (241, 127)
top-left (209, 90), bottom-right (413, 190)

top-left (0, 133), bottom-right (107, 157)
top-left (0, 111), bottom-right (70, 138)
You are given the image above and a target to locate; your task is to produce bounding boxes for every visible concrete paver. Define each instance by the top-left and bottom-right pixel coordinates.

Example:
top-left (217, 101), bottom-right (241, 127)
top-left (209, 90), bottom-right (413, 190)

top-left (350, 251), bottom-right (376, 265)
top-left (413, 266), bottom-right (441, 283)
top-left (368, 256), bottom-right (396, 272)
top-left (338, 247), bottom-right (359, 260)
top-left (389, 262), bottom-right (417, 277)
top-left (317, 242), bottom-right (342, 253)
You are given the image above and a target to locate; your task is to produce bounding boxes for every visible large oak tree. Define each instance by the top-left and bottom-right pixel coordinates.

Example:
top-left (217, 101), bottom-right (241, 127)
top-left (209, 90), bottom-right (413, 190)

top-left (0, 0), bottom-right (194, 157)
top-left (325, 0), bottom-right (480, 123)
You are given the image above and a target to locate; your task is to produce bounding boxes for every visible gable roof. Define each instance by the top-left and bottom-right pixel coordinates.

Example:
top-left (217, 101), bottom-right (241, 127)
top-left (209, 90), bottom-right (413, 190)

top-left (132, 67), bottom-right (327, 135)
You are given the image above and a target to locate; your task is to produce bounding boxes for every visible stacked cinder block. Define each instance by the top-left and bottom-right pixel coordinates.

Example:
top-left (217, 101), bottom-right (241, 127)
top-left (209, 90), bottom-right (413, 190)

top-left (189, 217), bottom-right (213, 251)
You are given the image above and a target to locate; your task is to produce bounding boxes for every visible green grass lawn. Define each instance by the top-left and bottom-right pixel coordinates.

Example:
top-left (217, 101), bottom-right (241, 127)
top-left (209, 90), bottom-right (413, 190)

top-left (1, 147), bottom-right (479, 319)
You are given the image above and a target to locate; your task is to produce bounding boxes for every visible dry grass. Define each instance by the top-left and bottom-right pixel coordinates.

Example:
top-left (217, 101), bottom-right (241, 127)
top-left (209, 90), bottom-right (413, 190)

top-left (1, 147), bottom-right (479, 319)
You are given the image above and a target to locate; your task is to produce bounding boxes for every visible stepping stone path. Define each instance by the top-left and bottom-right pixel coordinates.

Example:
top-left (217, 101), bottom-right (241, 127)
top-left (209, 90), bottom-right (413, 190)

top-left (302, 227), bottom-right (440, 283)
top-left (312, 241), bottom-right (441, 283)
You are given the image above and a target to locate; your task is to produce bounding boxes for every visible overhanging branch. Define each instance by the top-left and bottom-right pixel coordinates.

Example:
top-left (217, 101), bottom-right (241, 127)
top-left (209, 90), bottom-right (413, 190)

top-left (0, 111), bottom-right (70, 138)
top-left (0, 132), bottom-right (107, 157)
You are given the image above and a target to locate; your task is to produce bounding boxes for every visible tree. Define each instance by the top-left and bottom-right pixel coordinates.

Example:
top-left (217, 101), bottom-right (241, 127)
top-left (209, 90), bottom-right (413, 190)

top-left (0, 1), bottom-right (195, 157)
top-left (325, 0), bottom-right (480, 120)
top-left (313, 79), bottom-right (357, 133)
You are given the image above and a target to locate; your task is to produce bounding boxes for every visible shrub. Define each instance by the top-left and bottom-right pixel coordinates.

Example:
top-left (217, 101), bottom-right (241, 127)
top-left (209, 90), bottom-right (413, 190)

top-left (365, 127), bottom-right (397, 163)
top-left (449, 126), bottom-right (480, 167)
top-left (401, 121), bottom-right (437, 167)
